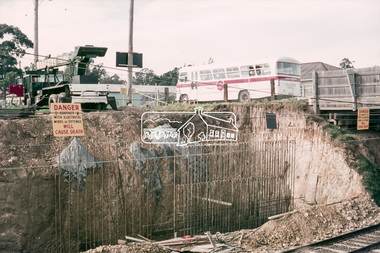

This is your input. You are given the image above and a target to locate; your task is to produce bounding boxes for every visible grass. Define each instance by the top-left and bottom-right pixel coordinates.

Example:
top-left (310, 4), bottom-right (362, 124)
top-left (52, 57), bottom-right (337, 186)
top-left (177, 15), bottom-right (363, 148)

top-left (355, 157), bottom-right (380, 206)
top-left (323, 123), bottom-right (356, 142)
top-left (153, 99), bottom-right (308, 113)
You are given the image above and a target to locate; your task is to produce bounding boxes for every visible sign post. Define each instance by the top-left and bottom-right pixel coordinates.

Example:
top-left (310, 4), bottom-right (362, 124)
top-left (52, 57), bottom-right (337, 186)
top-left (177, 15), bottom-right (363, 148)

top-left (357, 108), bottom-right (369, 130)
top-left (51, 103), bottom-right (85, 137)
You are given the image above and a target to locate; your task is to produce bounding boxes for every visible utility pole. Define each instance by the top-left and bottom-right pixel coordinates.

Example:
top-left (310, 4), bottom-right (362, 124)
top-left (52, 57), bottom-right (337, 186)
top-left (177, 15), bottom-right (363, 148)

top-left (127, 0), bottom-right (134, 105)
top-left (34, 0), bottom-right (39, 63)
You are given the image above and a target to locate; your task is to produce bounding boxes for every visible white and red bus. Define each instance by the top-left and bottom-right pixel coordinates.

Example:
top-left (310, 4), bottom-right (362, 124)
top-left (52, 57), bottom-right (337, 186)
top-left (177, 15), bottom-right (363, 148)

top-left (176, 57), bottom-right (301, 102)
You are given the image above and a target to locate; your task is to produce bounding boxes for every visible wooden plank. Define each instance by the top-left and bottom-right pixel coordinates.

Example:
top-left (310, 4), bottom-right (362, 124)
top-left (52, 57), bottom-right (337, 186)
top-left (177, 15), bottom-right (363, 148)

top-left (268, 210), bottom-right (297, 220)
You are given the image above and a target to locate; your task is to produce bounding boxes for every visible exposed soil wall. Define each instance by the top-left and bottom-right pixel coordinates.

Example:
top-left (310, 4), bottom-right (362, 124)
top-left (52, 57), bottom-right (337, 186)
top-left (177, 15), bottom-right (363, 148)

top-left (224, 103), bottom-right (374, 207)
top-left (0, 102), bottom-right (379, 252)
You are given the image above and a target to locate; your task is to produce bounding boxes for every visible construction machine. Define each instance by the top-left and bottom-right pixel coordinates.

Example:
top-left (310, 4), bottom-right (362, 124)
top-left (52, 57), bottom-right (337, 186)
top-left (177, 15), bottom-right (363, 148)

top-left (22, 45), bottom-right (117, 110)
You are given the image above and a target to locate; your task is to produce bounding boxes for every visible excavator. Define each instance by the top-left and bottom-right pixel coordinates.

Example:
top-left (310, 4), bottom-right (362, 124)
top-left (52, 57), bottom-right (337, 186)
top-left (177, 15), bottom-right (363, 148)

top-left (22, 45), bottom-right (117, 110)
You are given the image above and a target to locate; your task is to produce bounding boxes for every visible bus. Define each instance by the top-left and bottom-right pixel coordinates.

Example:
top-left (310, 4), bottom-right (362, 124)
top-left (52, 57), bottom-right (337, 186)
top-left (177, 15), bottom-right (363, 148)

top-left (176, 57), bottom-right (301, 103)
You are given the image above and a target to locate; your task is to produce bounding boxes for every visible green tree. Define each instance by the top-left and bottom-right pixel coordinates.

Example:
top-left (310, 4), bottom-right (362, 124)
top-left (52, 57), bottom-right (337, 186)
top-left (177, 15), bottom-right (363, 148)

top-left (133, 68), bottom-right (160, 85)
top-left (340, 58), bottom-right (354, 69)
top-left (0, 24), bottom-right (33, 99)
top-left (88, 63), bottom-right (107, 81)
top-left (0, 71), bottom-right (18, 95)
top-left (101, 73), bottom-right (124, 84)
top-left (132, 67), bottom-right (179, 86)
top-left (88, 64), bottom-right (124, 84)
top-left (158, 67), bottom-right (179, 86)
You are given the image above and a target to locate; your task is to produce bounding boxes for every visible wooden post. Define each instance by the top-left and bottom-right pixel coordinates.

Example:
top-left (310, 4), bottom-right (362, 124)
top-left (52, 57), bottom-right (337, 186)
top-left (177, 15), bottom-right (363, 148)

top-left (224, 83), bottom-right (228, 102)
top-left (127, 0), bottom-right (134, 105)
top-left (34, 0), bottom-right (39, 63)
top-left (346, 69), bottom-right (357, 111)
top-left (312, 71), bottom-right (319, 114)
top-left (270, 79), bottom-right (275, 101)
top-left (164, 87), bottom-right (169, 104)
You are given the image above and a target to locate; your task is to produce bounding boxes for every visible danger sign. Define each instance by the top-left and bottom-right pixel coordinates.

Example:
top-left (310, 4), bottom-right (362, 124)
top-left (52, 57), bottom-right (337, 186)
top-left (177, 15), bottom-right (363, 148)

top-left (51, 103), bottom-right (85, 137)
top-left (357, 108), bottom-right (369, 130)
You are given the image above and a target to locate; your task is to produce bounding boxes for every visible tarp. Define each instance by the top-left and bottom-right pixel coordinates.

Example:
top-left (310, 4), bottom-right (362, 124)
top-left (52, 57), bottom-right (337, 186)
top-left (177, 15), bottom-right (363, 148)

top-left (54, 137), bottom-right (101, 191)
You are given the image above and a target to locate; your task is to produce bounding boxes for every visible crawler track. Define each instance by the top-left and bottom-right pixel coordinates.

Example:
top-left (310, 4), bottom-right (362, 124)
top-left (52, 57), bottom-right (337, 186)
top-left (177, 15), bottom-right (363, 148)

top-left (282, 223), bottom-right (380, 253)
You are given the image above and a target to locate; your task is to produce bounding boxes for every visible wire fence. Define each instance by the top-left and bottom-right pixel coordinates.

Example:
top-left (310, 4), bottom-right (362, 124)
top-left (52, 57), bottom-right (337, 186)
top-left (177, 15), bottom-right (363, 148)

top-left (1, 132), bottom-right (295, 252)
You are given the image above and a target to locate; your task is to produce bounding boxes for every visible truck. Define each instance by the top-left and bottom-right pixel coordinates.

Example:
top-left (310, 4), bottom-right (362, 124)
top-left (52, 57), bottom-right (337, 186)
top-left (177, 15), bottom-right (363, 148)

top-left (22, 45), bottom-right (117, 110)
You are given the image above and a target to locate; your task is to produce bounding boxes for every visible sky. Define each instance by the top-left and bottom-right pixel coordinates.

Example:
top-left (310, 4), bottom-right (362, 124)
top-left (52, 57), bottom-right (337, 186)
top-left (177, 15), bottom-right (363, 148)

top-left (0, 0), bottom-right (379, 80)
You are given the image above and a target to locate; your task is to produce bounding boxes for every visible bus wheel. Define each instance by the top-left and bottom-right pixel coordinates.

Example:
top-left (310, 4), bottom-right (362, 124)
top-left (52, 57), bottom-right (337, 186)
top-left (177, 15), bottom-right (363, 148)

top-left (239, 90), bottom-right (250, 103)
top-left (49, 94), bottom-right (58, 109)
top-left (180, 94), bottom-right (189, 103)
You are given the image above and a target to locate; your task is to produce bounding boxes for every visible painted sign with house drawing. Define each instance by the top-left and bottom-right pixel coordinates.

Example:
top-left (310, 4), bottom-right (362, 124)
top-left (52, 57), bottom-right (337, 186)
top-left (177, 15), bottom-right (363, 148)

top-left (141, 107), bottom-right (238, 146)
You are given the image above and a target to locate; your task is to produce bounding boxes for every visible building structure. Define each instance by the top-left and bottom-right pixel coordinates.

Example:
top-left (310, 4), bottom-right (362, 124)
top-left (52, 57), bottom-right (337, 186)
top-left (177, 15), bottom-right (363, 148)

top-left (300, 62), bottom-right (341, 98)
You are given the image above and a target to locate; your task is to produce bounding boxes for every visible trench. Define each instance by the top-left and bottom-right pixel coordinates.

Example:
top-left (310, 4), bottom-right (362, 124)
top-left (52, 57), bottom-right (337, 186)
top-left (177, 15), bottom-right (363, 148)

top-left (0, 132), bottom-right (295, 252)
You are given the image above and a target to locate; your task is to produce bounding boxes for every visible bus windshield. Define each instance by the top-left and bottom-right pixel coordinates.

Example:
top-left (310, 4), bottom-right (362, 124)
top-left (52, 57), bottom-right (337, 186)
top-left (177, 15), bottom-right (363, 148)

top-left (277, 62), bottom-right (300, 76)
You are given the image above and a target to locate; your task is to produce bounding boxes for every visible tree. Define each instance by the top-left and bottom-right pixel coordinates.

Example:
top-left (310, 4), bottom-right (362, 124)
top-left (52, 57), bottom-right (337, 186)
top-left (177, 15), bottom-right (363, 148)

top-left (0, 71), bottom-right (18, 96)
top-left (158, 67), bottom-right (179, 86)
top-left (132, 67), bottom-right (179, 86)
top-left (340, 58), bottom-right (354, 69)
top-left (88, 63), bottom-right (107, 81)
top-left (90, 64), bottom-right (125, 84)
top-left (101, 73), bottom-right (125, 84)
top-left (0, 24), bottom-right (33, 99)
top-left (133, 68), bottom-right (160, 85)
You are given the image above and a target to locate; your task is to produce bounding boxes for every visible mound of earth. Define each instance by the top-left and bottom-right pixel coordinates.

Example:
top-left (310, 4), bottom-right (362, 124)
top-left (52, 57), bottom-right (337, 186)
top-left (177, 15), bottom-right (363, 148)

top-left (243, 195), bottom-right (380, 252)
top-left (84, 242), bottom-right (170, 253)
top-left (83, 196), bottom-right (380, 253)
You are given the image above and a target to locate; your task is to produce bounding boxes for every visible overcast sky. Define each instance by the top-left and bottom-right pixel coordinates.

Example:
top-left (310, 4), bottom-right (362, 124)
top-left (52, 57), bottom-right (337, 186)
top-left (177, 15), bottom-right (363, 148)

top-left (1, 0), bottom-right (379, 79)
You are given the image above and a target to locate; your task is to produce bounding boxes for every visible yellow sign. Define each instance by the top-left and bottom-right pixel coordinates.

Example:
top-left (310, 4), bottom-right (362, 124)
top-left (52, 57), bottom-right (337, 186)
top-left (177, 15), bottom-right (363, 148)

top-left (120, 88), bottom-right (127, 94)
top-left (51, 103), bottom-right (85, 136)
top-left (357, 108), bottom-right (369, 130)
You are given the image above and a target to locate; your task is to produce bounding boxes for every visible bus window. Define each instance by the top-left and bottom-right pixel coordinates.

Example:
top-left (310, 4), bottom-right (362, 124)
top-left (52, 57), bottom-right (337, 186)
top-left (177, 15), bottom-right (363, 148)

top-left (179, 72), bottom-right (188, 82)
top-left (277, 62), bottom-right (300, 76)
top-left (200, 70), bottom-right (213, 81)
top-left (255, 64), bottom-right (271, 75)
top-left (212, 68), bottom-right (226, 79)
top-left (241, 65), bottom-right (255, 77)
top-left (226, 67), bottom-right (240, 78)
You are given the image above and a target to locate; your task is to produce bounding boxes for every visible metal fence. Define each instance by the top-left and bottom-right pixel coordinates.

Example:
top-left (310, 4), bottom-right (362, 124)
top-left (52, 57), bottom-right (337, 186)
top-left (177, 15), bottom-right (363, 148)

top-left (2, 133), bottom-right (295, 252)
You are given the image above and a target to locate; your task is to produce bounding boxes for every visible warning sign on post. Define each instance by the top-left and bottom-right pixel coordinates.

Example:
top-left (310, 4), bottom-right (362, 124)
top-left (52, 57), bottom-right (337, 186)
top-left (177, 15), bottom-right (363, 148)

top-left (51, 103), bottom-right (85, 136)
top-left (357, 108), bottom-right (370, 130)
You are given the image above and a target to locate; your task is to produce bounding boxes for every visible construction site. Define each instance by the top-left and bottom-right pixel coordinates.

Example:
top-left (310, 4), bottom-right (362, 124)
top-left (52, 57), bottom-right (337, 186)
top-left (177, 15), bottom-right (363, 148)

top-left (1, 101), bottom-right (380, 252)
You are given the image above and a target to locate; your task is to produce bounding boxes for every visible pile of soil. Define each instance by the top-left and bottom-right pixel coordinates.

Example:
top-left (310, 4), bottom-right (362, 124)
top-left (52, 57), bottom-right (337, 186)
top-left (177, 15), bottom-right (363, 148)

top-left (83, 196), bottom-right (380, 253)
top-left (84, 242), bottom-right (170, 253)
top-left (243, 195), bottom-right (380, 252)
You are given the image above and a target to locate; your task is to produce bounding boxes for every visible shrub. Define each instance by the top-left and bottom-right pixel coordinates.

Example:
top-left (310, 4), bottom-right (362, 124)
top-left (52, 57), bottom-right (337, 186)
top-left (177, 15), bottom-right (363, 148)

top-left (357, 157), bottom-right (380, 206)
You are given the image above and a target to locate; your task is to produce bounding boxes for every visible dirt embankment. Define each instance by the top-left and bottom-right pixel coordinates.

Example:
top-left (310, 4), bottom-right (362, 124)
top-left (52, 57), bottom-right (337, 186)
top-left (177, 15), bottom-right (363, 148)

top-left (0, 102), bottom-right (379, 252)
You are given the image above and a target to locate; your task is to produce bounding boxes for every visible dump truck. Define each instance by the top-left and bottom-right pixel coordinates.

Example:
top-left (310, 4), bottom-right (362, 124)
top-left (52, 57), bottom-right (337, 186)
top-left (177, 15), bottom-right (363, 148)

top-left (22, 45), bottom-right (117, 110)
